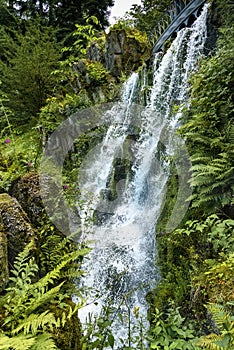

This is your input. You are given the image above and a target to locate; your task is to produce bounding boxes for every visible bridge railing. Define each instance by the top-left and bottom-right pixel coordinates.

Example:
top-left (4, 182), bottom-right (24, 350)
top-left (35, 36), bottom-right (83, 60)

top-left (150, 0), bottom-right (206, 52)
top-left (149, 1), bottom-right (193, 44)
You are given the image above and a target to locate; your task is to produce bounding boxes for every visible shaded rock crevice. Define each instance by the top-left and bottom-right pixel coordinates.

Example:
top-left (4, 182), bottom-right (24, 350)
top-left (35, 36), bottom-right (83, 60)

top-left (0, 193), bottom-right (35, 291)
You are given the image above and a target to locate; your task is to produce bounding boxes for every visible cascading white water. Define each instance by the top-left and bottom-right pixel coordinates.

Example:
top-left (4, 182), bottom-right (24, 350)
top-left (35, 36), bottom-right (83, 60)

top-left (78, 73), bottom-right (139, 236)
top-left (78, 4), bottom-right (209, 347)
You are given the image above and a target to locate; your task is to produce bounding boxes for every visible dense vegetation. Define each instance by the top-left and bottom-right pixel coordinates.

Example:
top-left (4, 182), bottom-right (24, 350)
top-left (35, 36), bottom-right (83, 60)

top-left (154, 1), bottom-right (234, 349)
top-left (0, 0), bottom-right (233, 349)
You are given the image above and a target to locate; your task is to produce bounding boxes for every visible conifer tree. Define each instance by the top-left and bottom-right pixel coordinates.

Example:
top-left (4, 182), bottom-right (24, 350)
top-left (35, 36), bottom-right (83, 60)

top-left (0, 0), bottom-right (114, 41)
top-left (0, 22), bottom-right (61, 126)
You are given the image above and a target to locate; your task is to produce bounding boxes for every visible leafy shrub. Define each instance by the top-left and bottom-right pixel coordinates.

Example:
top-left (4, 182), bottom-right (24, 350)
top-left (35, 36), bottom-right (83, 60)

top-left (150, 303), bottom-right (199, 350)
top-left (0, 130), bottom-right (40, 192)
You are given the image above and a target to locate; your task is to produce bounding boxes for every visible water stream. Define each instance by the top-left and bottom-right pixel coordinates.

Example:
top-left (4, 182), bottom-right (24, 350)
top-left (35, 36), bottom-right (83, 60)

top-left (78, 4), bottom-right (209, 347)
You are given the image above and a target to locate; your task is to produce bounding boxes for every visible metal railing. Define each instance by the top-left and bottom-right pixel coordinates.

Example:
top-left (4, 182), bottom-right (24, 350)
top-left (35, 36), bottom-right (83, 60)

top-left (150, 0), bottom-right (206, 52)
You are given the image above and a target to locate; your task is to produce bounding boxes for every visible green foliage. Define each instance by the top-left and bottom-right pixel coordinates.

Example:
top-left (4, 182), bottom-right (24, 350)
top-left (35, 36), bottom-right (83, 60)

top-left (187, 150), bottom-right (234, 210)
top-left (0, 129), bottom-right (40, 192)
top-left (85, 61), bottom-right (110, 85)
top-left (38, 18), bottom-right (117, 138)
top-left (0, 0), bottom-right (114, 42)
top-left (150, 304), bottom-right (199, 349)
top-left (39, 92), bottom-right (91, 135)
top-left (197, 303), bottom-right (234, 349)
top-left (81, 297), bottom-right (148, 350)
top-left (127, 0), bottom-right (171, 35)
top-left (0, 235), bottom-right (89, 349)
top-left (81, 305), bottom-right (117, 349)
top-left (0, 241), bottom-right (58, 349)
top-left (37, 222), bottom-right (86, 281)
top-left (62, 16), bottom-right (100, 58)
top-left (39, 61), bottom-right (116, 137)
top-left (155, 212), bottom-right (234, 328)
top-left (110, 22), bottom-right (150, 47)
top-left (195, 253), bottom-right (234, 304)
top-left (216, 0), bottom-right (234, 28)
top-left (0, 83), bottom-right (14, 137)
top-left (171, 215), bottom-right (234, 256)
top-left (0, 22), bottom-right (61, 125)
top-left (205, 215), bottom-right (234, 254)
top-left (178, 26), bottom-right (234, 214)
top-left (0, 0), bottom-right (18, 29)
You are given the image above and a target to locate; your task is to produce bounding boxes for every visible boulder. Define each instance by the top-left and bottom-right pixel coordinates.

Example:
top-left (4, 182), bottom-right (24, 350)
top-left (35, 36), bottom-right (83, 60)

top-left (10, 171), bottom-right (43, 226)
top-left (11, 171), bottom-right (79, 236)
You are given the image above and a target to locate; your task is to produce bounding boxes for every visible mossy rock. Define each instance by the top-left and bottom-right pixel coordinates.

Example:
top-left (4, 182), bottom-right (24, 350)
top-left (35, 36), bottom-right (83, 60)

top-left (0, 193), bottom-right (35, 282)
top-left (10, 171), bottom-right (43, 226)
top-left (156, 163), bottom-right (179, 234)
top-left (11, 171), bottom-right (73, 235)
top-left (0, 230), bottom-right (8, 293)
top-left (52, 299), bottom-right (83, 350)
top-left (105, 28), bottom-right (151, 78)
top-left (72, 59), bottom-right (117, 102)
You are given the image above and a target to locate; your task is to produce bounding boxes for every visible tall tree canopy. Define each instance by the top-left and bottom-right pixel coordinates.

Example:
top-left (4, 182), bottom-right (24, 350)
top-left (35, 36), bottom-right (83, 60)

top-left (128, 0), bottom-right (171, 34)
top-left (1, 0), bottom-right (114, 41)
top-left (0, 23), bottom-right (61, 126)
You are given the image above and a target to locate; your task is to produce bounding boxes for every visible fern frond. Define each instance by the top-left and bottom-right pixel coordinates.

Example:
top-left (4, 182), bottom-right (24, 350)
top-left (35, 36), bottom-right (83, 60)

top-left (217, 167), bottom-right (234, 180)
top-left (229, 126), bottom-right (234, 143)
top-left (190, 174), bottom-right (214, 187)
top-left (34, 247), bottom-right (90, 289)
top-left (207, 304), bottom-right (233, 331)
top-left (197, 333), bottom-right (226, 350)
top-left (189, 135), bottom-right (212, 145)
top-left (30, 333), bottom-right (58, 350)
top-left (24, 282), bottom-right (64, 316)
top-left (0, 334), bottom-right (36, 350)
top-left (197, 303), bottom-right (234, 349)
top-left (7, 258), bottom-right (38, 292)
top-left (12, 311), bottom-right (57, 336)
top-left (9, 241), bottom-right (36, 280)
top-left (191, 194), bottom-right (222, 208)
top-left (0, 238), bottom-right (88, 350)
top-left (190, 155), bottom-right (211, 163)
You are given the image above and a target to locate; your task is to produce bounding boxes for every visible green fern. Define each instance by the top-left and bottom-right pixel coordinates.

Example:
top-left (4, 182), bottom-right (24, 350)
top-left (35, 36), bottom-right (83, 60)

top-left (0, 238), bottom-right (89, 349)
top-left (30, 333), bottom-right (59, 350)
top-left (11, 311), bottom-right (57, 336)
top-left (0, 333), bottom-right (58, 350)
top-left (197, 304), bottom-right (234, 349)
top-left (178, 30), bottom-right (234, 214)
top-left (0, 334), bottom-right (37, 350)
top-left (188, 150), bottom-right (234, 210)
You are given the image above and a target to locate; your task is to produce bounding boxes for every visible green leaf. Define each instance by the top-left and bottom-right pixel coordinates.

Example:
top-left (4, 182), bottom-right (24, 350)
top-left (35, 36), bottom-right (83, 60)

top-left (107, 334), bottom-right (115, 348)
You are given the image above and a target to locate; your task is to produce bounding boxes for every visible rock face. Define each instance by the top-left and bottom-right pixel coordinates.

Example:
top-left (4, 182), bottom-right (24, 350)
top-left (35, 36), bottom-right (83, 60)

top-left (11, 171), bottom-right (76, 235)
top-left (11, 171), bottom-right (43, 226)
top-left (71, 58), bottom-right (117, 103)
top-left (105, 29), bottom-right (151, 78)
top-left (0, 193), bottom-right (35, 291)
top-left (86, 28), bottom-right (151, 79)
top-left (0, 230), bottom-right (8, 293)
top-left (86, 41), bottom-right (105, 64)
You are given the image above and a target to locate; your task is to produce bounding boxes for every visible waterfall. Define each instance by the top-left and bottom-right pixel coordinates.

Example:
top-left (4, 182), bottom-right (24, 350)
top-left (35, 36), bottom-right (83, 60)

top-left (78, 3), bottom-right (209, 347)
